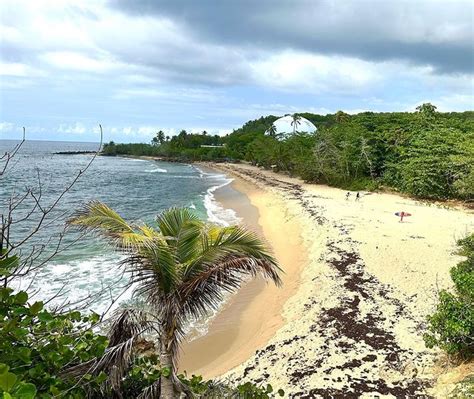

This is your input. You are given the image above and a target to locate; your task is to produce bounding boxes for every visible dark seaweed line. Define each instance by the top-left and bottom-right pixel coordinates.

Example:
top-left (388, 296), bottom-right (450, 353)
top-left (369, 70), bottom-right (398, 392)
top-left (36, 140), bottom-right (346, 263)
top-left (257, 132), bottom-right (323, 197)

top-left (226, 167), bottom-right (433, 398)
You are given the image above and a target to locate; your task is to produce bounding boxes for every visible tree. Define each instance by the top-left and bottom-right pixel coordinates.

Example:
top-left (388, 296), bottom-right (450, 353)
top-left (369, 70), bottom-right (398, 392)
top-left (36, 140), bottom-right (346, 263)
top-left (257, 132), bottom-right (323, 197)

top-left (68, 203), bottom-right (282, 398)
top-left (267, 123), bottom-right (278, 138)
top-left (416, 103), bottom-right (438, 122)
top-left (424, 234), bottom-right (474, 358)
top-left (291, 114), bottom-right (301, 135)
top-left (157, 131), bottom-right (166, 145)
top-left (335, 111), bottom-right (350, 124)
top-left (416, 103), bottom-right (437, 116)
top-left (152, 131), bottom-right (166, 146)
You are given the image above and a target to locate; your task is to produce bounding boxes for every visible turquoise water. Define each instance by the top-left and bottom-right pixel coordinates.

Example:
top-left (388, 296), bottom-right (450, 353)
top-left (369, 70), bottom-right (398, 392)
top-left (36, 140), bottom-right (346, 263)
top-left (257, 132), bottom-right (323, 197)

top-left (0, 140), bottom-right (236, 313)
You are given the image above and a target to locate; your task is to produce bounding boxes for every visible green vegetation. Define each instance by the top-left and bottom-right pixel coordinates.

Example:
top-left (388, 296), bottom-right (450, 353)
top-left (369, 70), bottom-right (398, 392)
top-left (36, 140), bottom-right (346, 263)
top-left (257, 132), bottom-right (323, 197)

top-left (0, 285), bottom-right (283, 398)
top-left (447, 375), bottom-right (474, 399)
top-left (424, 233), bottom-right (474, 358)
top-left (102, 129), bottom-right (227, 161)
top-left (67, 203), bottom-right (282, 398)
top-left (0, 283), bottom-right (107, 398)
top-left (102, 104), bottom-right (474, 201)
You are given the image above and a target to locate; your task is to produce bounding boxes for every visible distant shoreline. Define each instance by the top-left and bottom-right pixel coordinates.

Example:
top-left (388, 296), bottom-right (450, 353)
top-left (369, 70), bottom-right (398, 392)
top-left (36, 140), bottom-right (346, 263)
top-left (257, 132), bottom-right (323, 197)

top-left (54, 150), bottom-right (97, 155)
top-left (123, 154), bottom-right (473, 211)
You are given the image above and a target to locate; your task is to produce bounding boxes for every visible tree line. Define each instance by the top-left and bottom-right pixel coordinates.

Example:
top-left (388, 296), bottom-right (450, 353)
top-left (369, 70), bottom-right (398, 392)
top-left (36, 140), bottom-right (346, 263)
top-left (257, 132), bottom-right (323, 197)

top-left (102, 104), bottom-right (474, 201)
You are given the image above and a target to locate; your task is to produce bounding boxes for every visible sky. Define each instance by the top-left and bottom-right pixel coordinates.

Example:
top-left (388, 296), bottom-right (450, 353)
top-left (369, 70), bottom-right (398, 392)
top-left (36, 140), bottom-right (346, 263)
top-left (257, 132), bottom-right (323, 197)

top-left (0, 0), bottom-right (473, 143)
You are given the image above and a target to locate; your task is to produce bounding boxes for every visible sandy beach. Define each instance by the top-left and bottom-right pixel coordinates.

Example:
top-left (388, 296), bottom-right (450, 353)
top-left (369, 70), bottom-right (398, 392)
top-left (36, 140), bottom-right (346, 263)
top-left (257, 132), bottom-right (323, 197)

top-left (180, 174), bottom-right (307, 379)
top-left (180, 163), bottom-right (474, 397)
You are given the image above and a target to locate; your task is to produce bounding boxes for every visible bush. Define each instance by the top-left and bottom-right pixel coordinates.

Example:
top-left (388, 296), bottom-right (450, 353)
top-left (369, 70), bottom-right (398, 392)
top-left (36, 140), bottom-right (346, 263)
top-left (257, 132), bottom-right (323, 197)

top-left (424, 234), bottom-right (474, 358)
top-left (0, 283), bottom-right (284, 398)
top-left (0, 285), bottom-right (108, 398)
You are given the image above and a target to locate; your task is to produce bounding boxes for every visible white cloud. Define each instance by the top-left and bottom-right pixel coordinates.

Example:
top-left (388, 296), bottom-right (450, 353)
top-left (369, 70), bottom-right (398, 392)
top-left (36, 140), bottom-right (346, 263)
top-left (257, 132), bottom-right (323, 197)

top-left (0, 0), bottom-right (472, 142)
top-left (57, 122), bottom-right (87, 134)
top-left (0, 122), bottom-right (14, 132)
top-left (137, 126), bottom-right (157, 136)
top-left (41, 51), bottom-right (117, 72)
top-left (412, 94), bottom-right (474, 113)
top-left (113, 87), bottom-right (222, 105)
top-left (0, 62), bottom-right (42, 77)
top-left (2, 0), bottom-right (471, 95)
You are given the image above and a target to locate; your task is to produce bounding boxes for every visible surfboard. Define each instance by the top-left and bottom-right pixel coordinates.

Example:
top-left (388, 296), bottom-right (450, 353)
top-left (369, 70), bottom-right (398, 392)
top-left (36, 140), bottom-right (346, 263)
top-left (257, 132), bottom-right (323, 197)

top-left (395, 212), bottom-right (411, 217)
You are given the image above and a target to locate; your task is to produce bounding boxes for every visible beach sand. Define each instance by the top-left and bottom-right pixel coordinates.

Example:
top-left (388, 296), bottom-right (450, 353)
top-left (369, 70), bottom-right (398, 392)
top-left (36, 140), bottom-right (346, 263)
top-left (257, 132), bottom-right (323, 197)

top-left (179, 176), bottom-right (307, 379)
top-left (180, 163), bottom-right (474, 397)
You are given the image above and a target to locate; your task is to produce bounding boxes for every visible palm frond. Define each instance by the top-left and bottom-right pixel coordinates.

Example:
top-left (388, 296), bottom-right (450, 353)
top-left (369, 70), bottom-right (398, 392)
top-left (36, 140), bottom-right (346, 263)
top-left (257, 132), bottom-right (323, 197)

top-left (68, 201), bottom-right (134, 236)
top-left (179, 254), bottom-right (281, 322)
top-left (62, 336), bottom-right (136, 382)
top-left (156, 207), bottom-right (199, 242)
top-left (127, 241), bottom-right (179, 298)
top-left (177, 224), bottom-right (281, 321)
top-left (174, 220), bottom-right (206, 264)
top-left (62, 309), bottom-right (158, 393)
top-left (107, 307), bottom-right (157, 346)
top-left (183, 225), bottom-right (280, 279)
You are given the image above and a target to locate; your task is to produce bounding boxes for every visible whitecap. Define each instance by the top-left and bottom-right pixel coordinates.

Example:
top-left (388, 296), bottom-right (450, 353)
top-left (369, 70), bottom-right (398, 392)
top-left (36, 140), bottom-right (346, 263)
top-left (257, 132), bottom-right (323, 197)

top-left (170, 175), bottom-right (200, 179)
top-left (18, 254), bottom-right (131, 315)
top-left (203, 179), bottom-right (241, 226)
top-left (145, 168), bottom-right (167, 173)
top-left (126, 158), bottom-right (148, 162)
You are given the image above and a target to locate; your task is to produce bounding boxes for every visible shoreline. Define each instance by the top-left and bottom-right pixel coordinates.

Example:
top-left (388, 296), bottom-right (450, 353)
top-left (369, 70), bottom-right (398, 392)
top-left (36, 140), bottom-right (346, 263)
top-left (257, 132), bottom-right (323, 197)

top-left (179, 172), bottom-right (308, 379)
top-left (190, 162), bottom-right (473, 397)
top-left (112, 155), bottom-right (473, 211)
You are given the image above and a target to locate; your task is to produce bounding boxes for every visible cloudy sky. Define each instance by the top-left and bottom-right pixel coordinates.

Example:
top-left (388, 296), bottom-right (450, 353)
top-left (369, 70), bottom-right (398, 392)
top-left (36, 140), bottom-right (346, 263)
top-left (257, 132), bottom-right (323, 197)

top-left (0, 0), bottom-right (473, 142)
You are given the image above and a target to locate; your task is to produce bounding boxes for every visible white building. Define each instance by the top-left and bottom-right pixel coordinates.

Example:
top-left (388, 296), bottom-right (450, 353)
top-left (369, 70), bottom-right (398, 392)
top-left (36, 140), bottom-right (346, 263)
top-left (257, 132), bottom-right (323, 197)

top-left (265, 115), bottom-right (317, 140)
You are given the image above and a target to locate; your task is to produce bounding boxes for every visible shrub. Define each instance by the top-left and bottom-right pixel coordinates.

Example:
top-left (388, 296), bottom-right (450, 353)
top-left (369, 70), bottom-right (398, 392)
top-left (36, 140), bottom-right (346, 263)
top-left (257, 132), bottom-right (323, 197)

top-left (0, 286), bottom-right (108, 398)
top-left (424, 234), bottom-right (474, 358)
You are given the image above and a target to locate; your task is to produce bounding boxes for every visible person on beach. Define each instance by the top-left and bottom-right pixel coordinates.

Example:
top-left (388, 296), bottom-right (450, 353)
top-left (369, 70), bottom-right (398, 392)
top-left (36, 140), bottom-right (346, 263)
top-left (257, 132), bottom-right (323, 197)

top-left (356, 192), bottom-right (360, 201)
top-left (346, 192), bottom-right (350, 200)
top-left (399, 211), bottom-right (406, 222)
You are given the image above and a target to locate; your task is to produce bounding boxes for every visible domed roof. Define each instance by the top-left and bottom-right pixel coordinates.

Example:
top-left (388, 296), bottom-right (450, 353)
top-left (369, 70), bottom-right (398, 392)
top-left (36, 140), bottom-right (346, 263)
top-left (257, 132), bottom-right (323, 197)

top-left (265, 114), bottom-right (317, 140)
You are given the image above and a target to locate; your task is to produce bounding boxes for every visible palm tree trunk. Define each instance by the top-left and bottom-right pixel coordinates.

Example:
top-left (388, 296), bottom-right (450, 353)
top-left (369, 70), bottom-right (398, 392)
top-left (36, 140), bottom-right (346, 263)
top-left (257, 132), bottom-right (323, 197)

top-left (160, 340), bottom-right (175, 399)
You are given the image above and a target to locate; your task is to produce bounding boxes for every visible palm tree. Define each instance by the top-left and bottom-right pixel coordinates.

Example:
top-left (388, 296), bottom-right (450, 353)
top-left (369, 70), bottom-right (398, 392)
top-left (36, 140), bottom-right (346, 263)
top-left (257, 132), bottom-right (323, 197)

top-left (291, 114), bottom-right (301, 135)
top-left (267, 123), bottom-right (278, 138)
top-left (157, 130), bottom-right (166, 145)
top-left (67, 203), bottom-right (281, 398)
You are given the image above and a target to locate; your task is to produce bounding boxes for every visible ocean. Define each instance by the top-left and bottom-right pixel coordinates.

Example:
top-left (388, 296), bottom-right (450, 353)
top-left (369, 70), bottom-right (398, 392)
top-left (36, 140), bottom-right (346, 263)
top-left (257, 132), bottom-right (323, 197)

top-left (0, 139), bottom-right (238, 319)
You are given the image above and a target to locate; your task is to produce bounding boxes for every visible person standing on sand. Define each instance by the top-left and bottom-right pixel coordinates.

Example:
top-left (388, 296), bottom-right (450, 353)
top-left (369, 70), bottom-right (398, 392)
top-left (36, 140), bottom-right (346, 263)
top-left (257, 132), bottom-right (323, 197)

top-left (356, 192), bottom-right (360, 201)
top-left (346, 192), bottom-right (350, 200)
top-left (399, 211), bottom-right (406, 222)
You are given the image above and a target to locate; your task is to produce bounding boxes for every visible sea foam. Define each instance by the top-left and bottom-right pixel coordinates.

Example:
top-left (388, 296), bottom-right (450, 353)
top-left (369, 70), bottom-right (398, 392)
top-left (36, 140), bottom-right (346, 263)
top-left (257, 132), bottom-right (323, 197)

top-left (145, 167), bottom-right (167, 173)
top-left (196, 165), bottom-right (240, 227)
